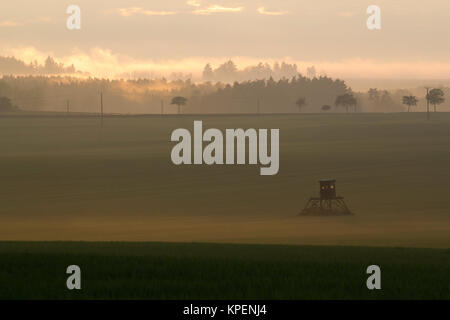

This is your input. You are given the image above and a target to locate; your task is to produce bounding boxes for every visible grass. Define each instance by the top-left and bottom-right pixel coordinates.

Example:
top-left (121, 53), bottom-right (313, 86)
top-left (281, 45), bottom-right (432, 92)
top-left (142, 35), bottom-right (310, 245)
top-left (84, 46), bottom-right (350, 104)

top-left (0, 241), bottom-right (448, 300)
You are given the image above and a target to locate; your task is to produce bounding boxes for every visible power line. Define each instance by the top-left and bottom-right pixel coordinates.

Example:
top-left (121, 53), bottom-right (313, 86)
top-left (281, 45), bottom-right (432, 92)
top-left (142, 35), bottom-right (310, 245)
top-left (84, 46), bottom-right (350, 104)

top-left (100, 92), bottom-right (104, 127)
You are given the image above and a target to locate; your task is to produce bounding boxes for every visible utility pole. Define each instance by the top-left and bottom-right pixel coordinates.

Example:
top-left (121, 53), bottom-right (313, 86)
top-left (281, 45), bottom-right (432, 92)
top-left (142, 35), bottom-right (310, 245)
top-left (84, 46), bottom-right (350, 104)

top-left (100, 92), bottom-right (104, 127)
top-left (257, 98), bottom-right (260, 115)
top-left (161, 100), bottom-right (164, 116)
top-left (425, 87), bottom-right (430, 120)
top-left (66, 99), bottom-right (70, 115)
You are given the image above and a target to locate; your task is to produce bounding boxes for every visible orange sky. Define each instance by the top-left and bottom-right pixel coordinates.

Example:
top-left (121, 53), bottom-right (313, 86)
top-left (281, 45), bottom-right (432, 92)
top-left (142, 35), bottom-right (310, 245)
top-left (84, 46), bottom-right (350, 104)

top-left (1, 0), bottom-right (450, 79)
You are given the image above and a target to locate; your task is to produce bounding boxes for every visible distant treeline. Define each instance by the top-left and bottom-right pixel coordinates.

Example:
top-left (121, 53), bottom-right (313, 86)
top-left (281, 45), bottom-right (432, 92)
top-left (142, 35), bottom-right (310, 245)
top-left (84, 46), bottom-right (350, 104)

top-left (0, 75), bottom-right (353, 114)
top-left (202, 60), bottom-right (301, 83)
top-left (192, 76), bottom-right (348, 113)
top-left (1, 74), bottom-right (440, 114)
top-left (113, 60), bottom-right (306, 82)
top-left (0, 56), bottom-right (80, 76)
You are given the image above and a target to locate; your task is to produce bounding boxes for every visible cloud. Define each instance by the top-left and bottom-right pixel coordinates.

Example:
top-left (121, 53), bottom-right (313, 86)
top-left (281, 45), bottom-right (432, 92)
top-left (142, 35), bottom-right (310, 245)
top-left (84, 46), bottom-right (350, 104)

top-left (4, 46), bottom-right (450, 81)
top-left (186, 0), bottom-right (201, 7)
top-left (193, 5), bottom-right (244, 15)
top-left (257, 7), bottom-right (289, 16)
top-left (0, 20), bottom-right (22, 27)
top-left (117, 7), bottom-right (177, 17)
top-left (0, 17), bottom-right (51, 27)
top-left (0, 46), bottom-right (54, 66)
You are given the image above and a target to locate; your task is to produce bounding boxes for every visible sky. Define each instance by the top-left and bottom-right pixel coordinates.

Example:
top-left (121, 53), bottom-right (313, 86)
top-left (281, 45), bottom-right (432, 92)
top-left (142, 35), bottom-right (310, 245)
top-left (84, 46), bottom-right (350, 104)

top-left (1, 0), bottom-right (450, 79)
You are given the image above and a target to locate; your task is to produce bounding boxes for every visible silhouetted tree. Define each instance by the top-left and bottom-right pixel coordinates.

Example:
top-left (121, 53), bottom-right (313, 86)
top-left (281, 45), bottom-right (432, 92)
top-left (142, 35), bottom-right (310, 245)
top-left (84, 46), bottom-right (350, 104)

top-left (295, 97), bottom-right (306, 113)
top-left (202, 64), bottom-right (214, 82)
top-left (402, 95), bottom-right (418, 112)
top-left (171, 96), bottom-right (188, 114)
top-left (426, 88), bottom-right (445, 112)
top-left (380, 90), bottom-right (395, 107)
top-left (368, 88), bottom-right (380, 104)
top-left (214, 60), bottom-right (238, 83)
top-left (335, 93), bottom-right (357, 113)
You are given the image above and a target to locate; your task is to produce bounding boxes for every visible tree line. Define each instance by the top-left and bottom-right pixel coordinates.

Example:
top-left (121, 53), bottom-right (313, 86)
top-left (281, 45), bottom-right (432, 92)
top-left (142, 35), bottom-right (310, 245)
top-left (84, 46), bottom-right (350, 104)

top-left (0, 56), bottom-right (79, 76)
top-left (0, 75), bottom-right (349, 114)
top-left (0, 74), bottom-right (446, 114)
top-left (202, 60), bottom-right (301, 83)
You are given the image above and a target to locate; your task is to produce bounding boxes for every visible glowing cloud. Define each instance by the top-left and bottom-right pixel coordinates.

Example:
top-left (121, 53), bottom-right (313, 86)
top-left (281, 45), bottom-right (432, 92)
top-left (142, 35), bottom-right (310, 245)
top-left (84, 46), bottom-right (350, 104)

top-left (117, 7), bottom-right (177, 17)
top-left (0, 20), bottom-right (22, 27)
top-left (186, 0), bottom-right (201, 7)
top-left (193, 5), bottom-right (244, 15)
top-left (257, 7), bottom-right (288, 16)
top-left (3, 46), bottom-right (450, 81)
top-left (0, 17), bottom-right (51, 27)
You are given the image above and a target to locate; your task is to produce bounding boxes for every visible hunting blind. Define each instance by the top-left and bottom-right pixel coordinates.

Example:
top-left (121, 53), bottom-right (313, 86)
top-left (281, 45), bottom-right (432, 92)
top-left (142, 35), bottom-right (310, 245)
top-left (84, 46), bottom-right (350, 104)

top-left (300, 179), bottom-right (352, 216)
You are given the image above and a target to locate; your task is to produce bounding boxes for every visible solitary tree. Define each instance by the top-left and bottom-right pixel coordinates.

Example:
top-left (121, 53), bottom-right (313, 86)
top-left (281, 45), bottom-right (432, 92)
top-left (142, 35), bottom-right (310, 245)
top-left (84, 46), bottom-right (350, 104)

top-left (171, 96), bottom-right (188, 114)
top-left (368, 88), bottom-right (380, 104)
top-left (295, 97), bottom-right (307, 113)
top-left (321, 105), bottom-right (331, 111)
top-left (335, 93), bottom-right (357, 113)
top-left (426, 89), bottom-right (445, 112)
top-left (402, 95), bottom-right (418, 112)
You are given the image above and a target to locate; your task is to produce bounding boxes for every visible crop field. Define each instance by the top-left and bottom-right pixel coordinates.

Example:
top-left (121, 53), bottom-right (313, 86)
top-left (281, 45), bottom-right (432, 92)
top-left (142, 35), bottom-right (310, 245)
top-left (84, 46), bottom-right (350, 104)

top-left (0, 112), bottom-right (449, 247)
top-left (0, 241), bottom-right (448, 299)
top-left (1, 112), bottom-right (449, 299)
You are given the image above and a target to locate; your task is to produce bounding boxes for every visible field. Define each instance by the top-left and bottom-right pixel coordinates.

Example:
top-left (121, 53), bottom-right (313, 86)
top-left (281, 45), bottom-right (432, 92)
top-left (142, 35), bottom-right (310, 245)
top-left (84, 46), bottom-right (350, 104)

top-left (1, 112), bottom-right (449, 299)
top-left (1, 112), bottom-right (449, 247)
top-left (0, 241), bottom-right (448, 299)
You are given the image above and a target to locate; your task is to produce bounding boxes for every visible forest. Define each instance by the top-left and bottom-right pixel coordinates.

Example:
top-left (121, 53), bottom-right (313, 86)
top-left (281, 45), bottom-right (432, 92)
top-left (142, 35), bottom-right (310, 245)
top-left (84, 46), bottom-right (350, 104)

top-left (0, 56), bottom-right (80, 76)
top-left (0, 74), bottom-right (353, 114)
top-left (1, 55), bottom-right (445, 114)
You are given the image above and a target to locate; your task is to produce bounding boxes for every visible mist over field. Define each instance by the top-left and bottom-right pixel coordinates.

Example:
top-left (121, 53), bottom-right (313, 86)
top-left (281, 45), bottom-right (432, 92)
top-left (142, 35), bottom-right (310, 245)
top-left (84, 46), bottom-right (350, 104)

top-left (1, 1), bottom-right (449, 248)
top-left (2, 1), bottom-right (450, 302)
top-left (0, 114), bottom-right (449, 248)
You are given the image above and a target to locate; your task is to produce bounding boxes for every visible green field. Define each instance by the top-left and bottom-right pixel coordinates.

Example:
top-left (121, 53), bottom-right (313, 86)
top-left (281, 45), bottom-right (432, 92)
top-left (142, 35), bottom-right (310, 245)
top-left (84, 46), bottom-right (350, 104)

top-left (0, 241), bottom-right (448, 299)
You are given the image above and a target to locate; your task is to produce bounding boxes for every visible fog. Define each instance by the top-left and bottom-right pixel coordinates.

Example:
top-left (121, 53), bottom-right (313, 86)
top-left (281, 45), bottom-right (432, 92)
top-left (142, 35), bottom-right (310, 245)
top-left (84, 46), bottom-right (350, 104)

top-left (1, 215), bottom-right (449, 248)
top-left (2, 1), bottom-right (450, 80)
